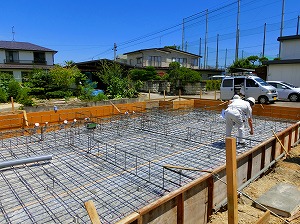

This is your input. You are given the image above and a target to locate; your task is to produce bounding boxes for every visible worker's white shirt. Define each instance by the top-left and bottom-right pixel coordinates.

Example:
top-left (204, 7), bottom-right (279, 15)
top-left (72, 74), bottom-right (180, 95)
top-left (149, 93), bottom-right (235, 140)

top-left (226, 98), bottom-right (252, 120)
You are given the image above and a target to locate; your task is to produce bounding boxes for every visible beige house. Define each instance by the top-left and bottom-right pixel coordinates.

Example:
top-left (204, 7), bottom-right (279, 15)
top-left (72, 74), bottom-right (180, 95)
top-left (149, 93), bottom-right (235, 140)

top-left (0, 41), bottom-right (57, 82)
top-left (263, 35), bottom-right (300, 86)
top-left (123, 47), bottom-right (201, 69)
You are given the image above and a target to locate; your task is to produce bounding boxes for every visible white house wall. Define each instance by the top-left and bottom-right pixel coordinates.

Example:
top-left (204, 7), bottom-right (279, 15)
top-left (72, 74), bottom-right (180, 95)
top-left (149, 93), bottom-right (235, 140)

top-left (281, 39), bottom-right (300, 59)
top-left (0, 50), bottom-right (5, 63)
top-left (126, 50), bottom-right (199, 69)
top-left (19, 51), bottom-right (33, 62)
top-left (267, 64), bottom-right (300, 86)
top-left (45, 52), bottom-right (54, 65)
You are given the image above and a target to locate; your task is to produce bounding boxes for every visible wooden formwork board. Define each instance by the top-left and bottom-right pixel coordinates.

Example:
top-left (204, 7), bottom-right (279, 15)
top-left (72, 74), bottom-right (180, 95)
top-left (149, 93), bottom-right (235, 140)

top-left (141, 198), bottom-right (178, 224)
top-left (237, 156), bottom-right (249, 187)
top-left (0, 102), bottom-right (147, 131)
top-left (183, 181), bottom-right (209, 224)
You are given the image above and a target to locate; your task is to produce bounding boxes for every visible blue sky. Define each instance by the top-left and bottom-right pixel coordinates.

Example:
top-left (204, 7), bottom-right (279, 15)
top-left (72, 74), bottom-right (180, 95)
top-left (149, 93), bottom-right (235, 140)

top-left (1, 0), bottom-right (299, 67)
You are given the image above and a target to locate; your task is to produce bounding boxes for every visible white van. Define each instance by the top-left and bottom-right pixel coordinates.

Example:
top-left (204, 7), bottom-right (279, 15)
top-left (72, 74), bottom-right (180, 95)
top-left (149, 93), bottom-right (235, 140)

top-left (220, 76), bottom-right (278, 104)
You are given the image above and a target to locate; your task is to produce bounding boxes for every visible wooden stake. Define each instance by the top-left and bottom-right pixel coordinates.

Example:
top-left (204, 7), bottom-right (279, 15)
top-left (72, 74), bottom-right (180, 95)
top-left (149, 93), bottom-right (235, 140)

top-left (23, 110), bottom-right (29, 127)
top-left (164, 90), bottom-right (166, 101)
top-left (214, 90), bottom-right (217, 100)
top-left (272, 130), bottom-right (290, 157)
top-left (179, 89), bottom-right (181, 100)
top-left (11, 97), bottom-right (15, 112)
top-left (226, 137), bottom-right (238, 224)
top-left (84, 200), bottom-right (101, 224)
top-left (148, 89), bottom-right (151, 101)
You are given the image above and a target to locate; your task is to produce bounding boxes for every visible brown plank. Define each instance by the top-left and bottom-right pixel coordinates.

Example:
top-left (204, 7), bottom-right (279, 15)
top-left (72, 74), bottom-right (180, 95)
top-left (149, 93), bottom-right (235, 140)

top-left (84, 200), bottom-right (101, 224)
top-left (207, 175), bottom-right (214, 220)
top-left (177, 193), bottom-right (184, 224)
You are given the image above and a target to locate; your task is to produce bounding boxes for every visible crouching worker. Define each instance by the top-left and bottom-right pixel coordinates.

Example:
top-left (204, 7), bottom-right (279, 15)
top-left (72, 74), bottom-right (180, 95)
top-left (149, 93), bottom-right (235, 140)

top-left (225, 97), bottom-right (255, 145)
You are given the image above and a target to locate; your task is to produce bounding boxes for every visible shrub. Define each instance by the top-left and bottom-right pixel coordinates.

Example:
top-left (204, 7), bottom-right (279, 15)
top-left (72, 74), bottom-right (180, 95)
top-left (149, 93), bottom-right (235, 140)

top-left (205, 80), bottom-right (221, 91)
top-left (7, 80), bottom-right (21, 100)
top-left (92, 93), bottom-right (108, 101)
top-left (45, 91), bottom-right (68, 99)
top-left (0, 88), bottom-right (8, 103)
top-left (17, 87), bottom-right (34, 106)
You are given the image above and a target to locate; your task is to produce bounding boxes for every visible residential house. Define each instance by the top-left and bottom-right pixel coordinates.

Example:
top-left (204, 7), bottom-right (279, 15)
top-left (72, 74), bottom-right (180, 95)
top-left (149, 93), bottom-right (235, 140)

top-left (123, 47), bottom-right (200, 69)
top-left (263, 35), bottom-right (300, 86)
top-left (0, 41), bottom-right (57, 82)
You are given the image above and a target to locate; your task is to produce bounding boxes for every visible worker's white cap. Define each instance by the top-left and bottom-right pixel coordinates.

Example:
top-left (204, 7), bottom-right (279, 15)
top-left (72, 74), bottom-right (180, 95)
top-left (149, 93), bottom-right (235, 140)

top-left (246, 97), bottom-right (255, 105)
top-left (232, 95), bottom-right (241, 99)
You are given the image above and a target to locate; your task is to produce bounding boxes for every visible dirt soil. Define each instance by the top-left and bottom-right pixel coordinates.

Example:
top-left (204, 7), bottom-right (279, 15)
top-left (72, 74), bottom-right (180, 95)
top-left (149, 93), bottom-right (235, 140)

top-left (208, 144), bottom-right (300, 224)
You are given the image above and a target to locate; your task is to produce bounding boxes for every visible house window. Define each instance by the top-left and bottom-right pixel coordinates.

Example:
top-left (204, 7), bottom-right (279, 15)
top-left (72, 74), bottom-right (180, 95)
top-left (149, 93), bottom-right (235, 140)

top-left (172, 57), bottom-right (187, 67)
top-left (5, 51), bottom-right (19, 63)
top-left (148, 56), bottom-right (161, 67)
top-left (137, 57), bottom-right (143, 64)
top-left (34, 52), bottom-right (46, 64)
top-left (191, 58), bottom-right (198, 67)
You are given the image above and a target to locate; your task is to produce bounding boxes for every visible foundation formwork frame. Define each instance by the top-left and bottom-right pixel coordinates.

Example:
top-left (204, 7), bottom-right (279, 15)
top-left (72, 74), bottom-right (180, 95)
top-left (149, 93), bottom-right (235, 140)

top-left (0, 99), bottom-right (299, 224)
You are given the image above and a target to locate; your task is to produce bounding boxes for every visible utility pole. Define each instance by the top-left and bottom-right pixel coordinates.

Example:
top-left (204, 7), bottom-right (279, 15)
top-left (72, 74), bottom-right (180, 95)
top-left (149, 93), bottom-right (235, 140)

top-left (182, 18), bottom-right (185, 51)
top-left (296, 16), bottom-right (300, 35)
top-left (206, 46), bottom-right (209, 68)
top-left (204, 9), bottom-right (208, 69)
top-left (12, 26), bottom-right (15, 41)
top-left (279, 0), bottom-right (285, 58)
top-left (198, 38), bottom-right (202, 68)
top-left (224, 48), bottom-right (228, 70)
top-left (296, 15), bottom-right (299, 35)
top-left (185, 41), bottom-right (188, 52)
top-left (113, 43), bottom-right (117, 61)
top-left (262, 23), bottom-right (266, 57)
top-left (216, 34), bottom-right (219, 69)
top-left (235, 0), bottom-right (240, 62)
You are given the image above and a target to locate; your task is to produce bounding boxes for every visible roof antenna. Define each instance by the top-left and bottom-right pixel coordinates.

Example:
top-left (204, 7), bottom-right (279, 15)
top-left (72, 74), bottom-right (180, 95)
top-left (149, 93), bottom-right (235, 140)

top-left (12, 26), bottom-right (15, 41)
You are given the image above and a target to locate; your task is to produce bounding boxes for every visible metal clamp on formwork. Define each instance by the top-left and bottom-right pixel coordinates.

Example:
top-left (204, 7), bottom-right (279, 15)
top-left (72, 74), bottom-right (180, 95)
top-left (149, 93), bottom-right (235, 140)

top-left (0, 155), bottom-right (52, 169)
top-left (84, 118), bottom-right (97, 129)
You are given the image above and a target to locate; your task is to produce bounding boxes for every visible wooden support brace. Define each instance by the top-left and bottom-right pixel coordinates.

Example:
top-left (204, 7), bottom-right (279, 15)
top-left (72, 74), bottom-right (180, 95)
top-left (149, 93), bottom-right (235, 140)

top-left (255, 210), bottom-right (270, 224)
top-left (109, 100), bottom-right (121, 113)
top-left (84, 200), bottom-right (101, 224)
top-left (272, 130), bottom-right (290, 158)
top-left (163, 164), bottom-right (212, 173)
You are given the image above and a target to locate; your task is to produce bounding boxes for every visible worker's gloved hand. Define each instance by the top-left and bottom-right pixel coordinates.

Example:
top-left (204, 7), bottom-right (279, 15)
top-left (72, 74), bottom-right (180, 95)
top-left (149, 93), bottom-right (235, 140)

top-left (249, 130), bottom-right (254, 135)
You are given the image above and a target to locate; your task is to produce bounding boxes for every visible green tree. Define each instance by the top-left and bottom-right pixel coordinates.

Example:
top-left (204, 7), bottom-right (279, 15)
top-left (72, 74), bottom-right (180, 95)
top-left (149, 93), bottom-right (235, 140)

top-left (228, 55), bottom-right (269, 72)
top-left (96, 61), bottom-right (142, 99)
top-left (129, 66), bottom-right (161, 81)
top-left (25, 65), bottom-right (87, 99)
top-left (167, 62), bottom-right (201, 85)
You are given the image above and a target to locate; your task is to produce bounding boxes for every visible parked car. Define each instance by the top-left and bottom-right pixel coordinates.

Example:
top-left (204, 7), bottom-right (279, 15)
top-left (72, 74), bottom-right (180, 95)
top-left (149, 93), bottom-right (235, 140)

top-left (220, 76), bottom-right (277, 104)
top-left (266, 81), bottom-right (300, 102)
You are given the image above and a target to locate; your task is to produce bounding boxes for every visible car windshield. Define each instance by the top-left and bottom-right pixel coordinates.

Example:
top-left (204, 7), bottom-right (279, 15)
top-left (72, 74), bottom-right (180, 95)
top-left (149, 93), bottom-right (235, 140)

top-left (282, 82), bottom-right (298, 88)
top-left (254, 77), bottom-right (269, 86)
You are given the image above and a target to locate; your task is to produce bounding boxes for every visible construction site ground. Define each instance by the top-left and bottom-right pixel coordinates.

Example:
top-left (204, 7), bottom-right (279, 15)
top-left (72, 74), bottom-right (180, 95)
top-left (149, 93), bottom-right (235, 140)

top-left (209, 144), bottom-right (300, 224)
top-left (0, 92), bottom-right (300, 224)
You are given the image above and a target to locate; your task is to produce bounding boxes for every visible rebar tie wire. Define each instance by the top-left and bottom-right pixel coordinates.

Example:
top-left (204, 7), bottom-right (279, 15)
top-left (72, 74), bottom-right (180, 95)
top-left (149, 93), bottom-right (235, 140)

top-left (163, 165), bottom-right (290, 224)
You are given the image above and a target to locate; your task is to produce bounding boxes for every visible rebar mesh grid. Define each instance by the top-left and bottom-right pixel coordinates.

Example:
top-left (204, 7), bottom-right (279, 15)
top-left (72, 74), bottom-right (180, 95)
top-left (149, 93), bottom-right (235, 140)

top-left (0, 108), bottom-right (295, 223)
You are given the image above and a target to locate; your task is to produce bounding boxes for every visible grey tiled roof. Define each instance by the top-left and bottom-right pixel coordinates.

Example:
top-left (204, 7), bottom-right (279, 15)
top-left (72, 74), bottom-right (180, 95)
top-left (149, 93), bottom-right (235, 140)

top-left (0, 41), bottom-right (57, 52)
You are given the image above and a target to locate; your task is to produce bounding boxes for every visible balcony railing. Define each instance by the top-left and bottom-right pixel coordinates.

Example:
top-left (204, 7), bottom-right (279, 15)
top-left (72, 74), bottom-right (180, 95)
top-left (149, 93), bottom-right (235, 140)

top-left (3, 59), bottom-right (47, 65)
